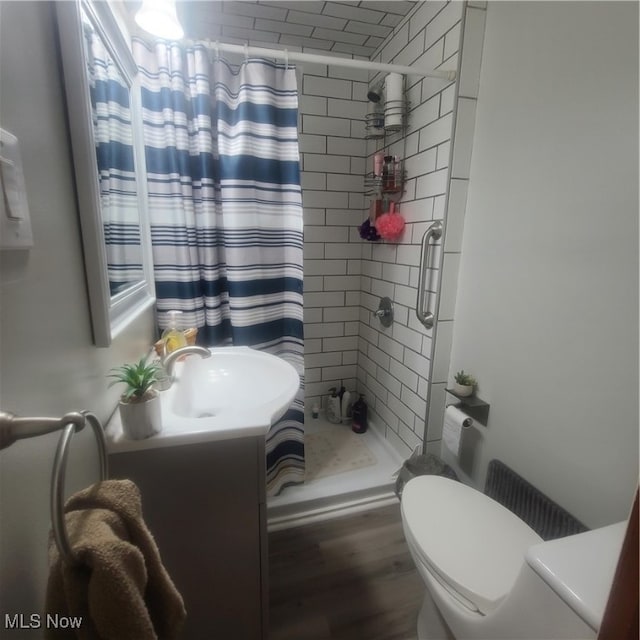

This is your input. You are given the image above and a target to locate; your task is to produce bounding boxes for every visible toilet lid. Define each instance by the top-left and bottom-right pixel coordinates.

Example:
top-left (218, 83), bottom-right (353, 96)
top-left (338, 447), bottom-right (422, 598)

top-left (401, 476), bottom-right (542, 614)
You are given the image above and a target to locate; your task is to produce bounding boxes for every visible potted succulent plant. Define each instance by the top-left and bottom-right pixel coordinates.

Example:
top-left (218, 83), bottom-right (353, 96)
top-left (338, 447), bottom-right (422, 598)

top-left (453, 370), bottom-right (477, 397)
top-left (108, 356), bottom-right (163, 440)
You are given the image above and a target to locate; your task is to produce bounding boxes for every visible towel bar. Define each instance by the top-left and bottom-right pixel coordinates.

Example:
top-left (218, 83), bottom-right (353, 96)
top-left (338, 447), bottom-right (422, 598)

top-left (0, 409), bottom-right (108, 565)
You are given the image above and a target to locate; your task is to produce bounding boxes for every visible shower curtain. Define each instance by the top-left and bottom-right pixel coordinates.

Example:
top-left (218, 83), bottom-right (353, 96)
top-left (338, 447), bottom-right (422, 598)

top-left (85, 24), bottom-right (143, 296)
top-left (133, 39), bottom-right (304, 496)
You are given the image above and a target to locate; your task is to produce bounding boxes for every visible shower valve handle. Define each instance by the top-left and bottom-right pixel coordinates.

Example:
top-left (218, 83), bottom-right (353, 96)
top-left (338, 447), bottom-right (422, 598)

top-left (372, 297), bottom-right (394, 327)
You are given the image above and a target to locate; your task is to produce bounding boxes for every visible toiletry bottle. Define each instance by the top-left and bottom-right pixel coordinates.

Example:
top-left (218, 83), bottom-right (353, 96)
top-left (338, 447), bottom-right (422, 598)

top-left (326, 387), bottom-right (342, 424)
top-left (341, 389), bottom-right (351, 423)
top-left (351, 394), bottom-right (368, 434)
top-left (383, 156), bottom-right (395, 190)
top-left (161, 310), bottom-right (187, 355)
top-left (373, 152), bottom-right (384, 177)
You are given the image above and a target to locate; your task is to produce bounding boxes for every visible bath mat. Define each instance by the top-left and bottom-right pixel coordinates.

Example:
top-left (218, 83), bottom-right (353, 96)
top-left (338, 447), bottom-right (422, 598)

top-left (305, 425), bottom-right (378, 481)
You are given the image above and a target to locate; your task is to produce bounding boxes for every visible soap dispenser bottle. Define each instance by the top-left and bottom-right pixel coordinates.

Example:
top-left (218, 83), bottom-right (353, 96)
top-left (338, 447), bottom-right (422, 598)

top-left (161, 310), bottom-right (187, 355)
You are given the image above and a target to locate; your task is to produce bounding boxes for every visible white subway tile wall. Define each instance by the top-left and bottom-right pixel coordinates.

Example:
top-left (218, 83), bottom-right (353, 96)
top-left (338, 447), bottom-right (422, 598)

top-left (299, 58), bottom-right (367, 404)
top-left (354, 1), bottom-right (466, 458)
top-left (182, 2), bottom-right (419, 58)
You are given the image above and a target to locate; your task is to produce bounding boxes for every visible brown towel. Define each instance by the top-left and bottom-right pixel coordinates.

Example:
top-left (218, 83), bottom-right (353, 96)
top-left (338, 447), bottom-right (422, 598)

top-left (45, 480), bottom-right (186, 640)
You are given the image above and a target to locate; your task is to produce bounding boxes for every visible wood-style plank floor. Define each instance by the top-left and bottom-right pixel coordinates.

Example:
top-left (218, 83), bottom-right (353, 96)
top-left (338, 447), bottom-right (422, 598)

top-left (268, 503), bottom-right (424, 640)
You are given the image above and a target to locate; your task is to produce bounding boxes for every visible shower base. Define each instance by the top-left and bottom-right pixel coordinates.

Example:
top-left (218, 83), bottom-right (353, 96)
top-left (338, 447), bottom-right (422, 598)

top-left (267, 413), bottom-right (405, 531)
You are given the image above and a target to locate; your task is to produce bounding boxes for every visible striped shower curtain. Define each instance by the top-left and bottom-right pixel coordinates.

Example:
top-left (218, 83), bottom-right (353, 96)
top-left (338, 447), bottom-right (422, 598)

top-left (85, 23), bottom-right (143, 296)
top-left (133, 39), bottom-right (304, 496)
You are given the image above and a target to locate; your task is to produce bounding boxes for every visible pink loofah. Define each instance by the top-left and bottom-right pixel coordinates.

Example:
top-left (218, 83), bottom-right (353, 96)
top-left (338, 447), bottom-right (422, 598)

top-left (376, 205), bottom-right (405, 240)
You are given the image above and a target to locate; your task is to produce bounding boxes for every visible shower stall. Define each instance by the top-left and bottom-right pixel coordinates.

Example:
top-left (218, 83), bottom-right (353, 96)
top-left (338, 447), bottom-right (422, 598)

top-left (237, 4), bottom-right (483, 525)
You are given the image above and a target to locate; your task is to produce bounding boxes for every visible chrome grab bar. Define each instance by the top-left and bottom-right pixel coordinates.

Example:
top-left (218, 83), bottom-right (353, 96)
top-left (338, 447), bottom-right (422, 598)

top-left (0, 409), bottom-right (108, 565)
top-left (415, 221), bottom-right (443, 329)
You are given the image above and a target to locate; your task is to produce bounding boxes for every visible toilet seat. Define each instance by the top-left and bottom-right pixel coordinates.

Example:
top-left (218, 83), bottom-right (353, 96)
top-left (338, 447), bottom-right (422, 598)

top-left (401, 476), bottom-right (542, 615)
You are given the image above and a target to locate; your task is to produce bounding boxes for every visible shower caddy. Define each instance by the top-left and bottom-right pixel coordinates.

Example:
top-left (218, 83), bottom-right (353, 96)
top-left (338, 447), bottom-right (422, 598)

top-left (363, 73), bottom-right (409, 231)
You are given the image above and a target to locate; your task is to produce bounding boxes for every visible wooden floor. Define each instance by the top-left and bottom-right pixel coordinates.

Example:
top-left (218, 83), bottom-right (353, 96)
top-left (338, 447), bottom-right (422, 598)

top-left (268, 503), bottom-right (424, 640)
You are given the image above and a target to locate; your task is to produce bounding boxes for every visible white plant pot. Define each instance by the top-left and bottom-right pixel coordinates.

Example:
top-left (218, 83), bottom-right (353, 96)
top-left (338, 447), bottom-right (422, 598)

top-left (453, 383), bottom-right (474, 397)
top-left (119, 392), bottom-right (162, 440)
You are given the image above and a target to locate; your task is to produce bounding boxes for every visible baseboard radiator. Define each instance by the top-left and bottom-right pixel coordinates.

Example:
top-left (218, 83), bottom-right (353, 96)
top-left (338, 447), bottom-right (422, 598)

top-left (484, 460), bottom-right (588, 540)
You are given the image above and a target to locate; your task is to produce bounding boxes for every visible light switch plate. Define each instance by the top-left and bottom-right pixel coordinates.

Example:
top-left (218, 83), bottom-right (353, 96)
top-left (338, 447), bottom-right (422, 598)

top-left (0, 128), bottom-right (33, 249)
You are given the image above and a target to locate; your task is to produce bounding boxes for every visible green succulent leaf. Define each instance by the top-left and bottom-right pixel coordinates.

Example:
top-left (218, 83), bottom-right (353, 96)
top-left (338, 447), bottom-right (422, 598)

top-left (454, 369), bottom-right (477, 386)
top-left (108, 356), bottom-right (163, 401)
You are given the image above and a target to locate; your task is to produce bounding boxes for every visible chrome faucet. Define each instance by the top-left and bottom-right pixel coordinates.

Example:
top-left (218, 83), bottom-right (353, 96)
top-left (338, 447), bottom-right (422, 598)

top-left (162, 345), bottom-right (211, 378)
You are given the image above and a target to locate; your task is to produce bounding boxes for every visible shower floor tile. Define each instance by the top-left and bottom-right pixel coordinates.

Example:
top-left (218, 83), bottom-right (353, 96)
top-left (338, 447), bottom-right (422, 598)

top-left (267, 413), bottom-right (405, 530)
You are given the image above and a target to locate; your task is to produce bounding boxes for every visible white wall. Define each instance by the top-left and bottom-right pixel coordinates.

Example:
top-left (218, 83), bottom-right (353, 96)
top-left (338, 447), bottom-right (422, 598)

top-left (0, 1), bottom-right (155, 624)
top-left (447, 0), bottom-right (638, 528)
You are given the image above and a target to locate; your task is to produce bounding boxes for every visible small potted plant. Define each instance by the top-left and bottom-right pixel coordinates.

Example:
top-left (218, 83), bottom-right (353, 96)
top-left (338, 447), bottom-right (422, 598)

top-left (453, 370), bottom-right (477, 397)
top-left (108, 356), bottom-right (163, 440)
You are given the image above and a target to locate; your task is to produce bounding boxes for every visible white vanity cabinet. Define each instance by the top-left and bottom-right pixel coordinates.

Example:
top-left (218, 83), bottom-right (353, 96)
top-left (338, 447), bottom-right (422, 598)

top-left (108, 435), bottom-right (268, 639)
top-left (104, 345), bottom-right (299, 638)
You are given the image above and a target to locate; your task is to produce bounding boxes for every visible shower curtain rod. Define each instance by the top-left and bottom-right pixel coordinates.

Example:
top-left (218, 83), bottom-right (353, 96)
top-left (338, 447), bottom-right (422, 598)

top-left (199, 40), bottom-right (456, 80)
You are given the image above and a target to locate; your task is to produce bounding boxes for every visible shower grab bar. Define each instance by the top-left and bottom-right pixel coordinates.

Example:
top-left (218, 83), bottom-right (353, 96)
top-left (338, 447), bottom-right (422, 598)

top-left (415, 221), bottom-right (443, 329)
top-left (0, 410), bottom-right (108, 565)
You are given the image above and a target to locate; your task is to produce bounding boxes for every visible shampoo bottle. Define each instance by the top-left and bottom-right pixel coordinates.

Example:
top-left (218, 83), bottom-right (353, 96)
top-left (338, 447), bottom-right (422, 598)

top-left (373, 152), bottom-right (384, 177)
top-left (161, 310), bottom-right (187, 355)
top-left (341, 390), bottom-right (351, 423)
top-left (326, 387), bottom-right (342, 424)
top-left (351, 394), bottom-right (368, 434)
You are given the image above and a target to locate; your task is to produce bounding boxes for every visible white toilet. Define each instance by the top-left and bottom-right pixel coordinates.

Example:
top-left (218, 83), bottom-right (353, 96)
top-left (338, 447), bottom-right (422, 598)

top-left (400, 475), bottom-right (625, 640)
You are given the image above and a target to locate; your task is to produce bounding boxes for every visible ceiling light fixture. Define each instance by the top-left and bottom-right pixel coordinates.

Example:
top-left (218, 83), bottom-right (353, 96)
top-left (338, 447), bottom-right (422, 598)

top-left (135, 0), bottom-right (184, 40)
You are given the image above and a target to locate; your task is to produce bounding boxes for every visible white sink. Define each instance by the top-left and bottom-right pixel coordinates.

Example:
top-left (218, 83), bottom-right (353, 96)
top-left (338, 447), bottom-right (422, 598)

top-left (169, 346), bottom-right (298, 422)
top-left (105, 346), bottom-right (299, 452)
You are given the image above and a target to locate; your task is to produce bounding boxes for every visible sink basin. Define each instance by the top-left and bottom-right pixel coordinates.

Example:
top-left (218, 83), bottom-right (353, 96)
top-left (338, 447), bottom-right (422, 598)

top-left (168, 346), bottom-right (299, 424)
top-left (105, 346), bottom-right (300, 452)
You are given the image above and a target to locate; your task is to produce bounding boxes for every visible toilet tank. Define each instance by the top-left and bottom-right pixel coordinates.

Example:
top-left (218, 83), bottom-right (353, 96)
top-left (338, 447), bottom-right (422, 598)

top-left (525, 522), bottom-right (625, 632)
